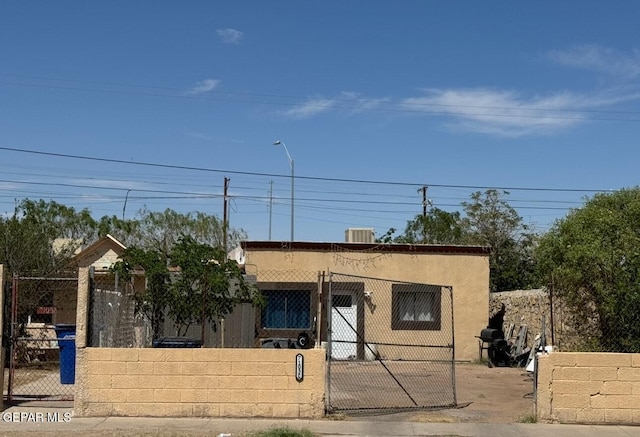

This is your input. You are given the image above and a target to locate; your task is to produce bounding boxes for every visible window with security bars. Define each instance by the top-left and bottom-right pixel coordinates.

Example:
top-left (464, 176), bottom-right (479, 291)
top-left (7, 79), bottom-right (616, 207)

top-left (261, 289), bottom-right (311, 329)
top-left (392, 284), bottom-right (441, 330)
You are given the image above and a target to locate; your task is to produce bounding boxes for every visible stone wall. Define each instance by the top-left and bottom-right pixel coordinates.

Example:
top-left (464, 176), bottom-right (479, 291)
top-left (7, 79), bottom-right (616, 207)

top-left (489, 289), bottom-right (550, 349)
top-left (537, 352), bottom-right (640, 424)
top-left (490, 289), bottom-right (580, 351)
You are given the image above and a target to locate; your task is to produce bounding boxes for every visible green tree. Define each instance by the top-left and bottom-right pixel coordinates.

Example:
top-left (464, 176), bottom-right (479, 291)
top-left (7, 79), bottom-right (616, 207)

top-left (168, 235), bottom-right (263, 336)
top-left (0, 200), bottom-right (99, 338)
top-left (462, 190), bottom-right (537, 292)
top-left (19, 199), bottom-right (98, 242)
top-left (0, 199), bottom-right (98, 275)
top-left (125, 207), bottom-right (246, 256)
top-left (96, 214), bottom-right (139, 241)
top-left (400, 208), bottom-right (465, 244)
top-left (112, 246), bottom-right (171, 339)
top-left (112, 236), bottom-right (263, 339)
top-left (377, 208), bottom-right (465, 245)
top-left (377, 191), bottom-right (537, 292)
top-left (535, 187), bottom-right (640, 352)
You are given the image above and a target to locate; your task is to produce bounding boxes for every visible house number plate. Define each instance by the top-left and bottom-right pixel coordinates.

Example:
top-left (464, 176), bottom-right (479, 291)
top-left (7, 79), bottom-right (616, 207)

top-left (295, 353), bottom-right (304, 382)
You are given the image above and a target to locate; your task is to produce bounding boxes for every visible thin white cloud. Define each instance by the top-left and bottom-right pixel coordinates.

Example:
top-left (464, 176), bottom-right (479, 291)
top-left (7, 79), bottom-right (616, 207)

top-left (275, 53), bottom-right (640, 137)
top-left (281, 98), bottom-right (336, 119)
top-left (276, 87), bottom-right (640, 136)
top-left (279, 93), bottom-right (389, 119)
top-left (188, 79), bottom-right (220, 95)
top-left (0, 181), bottom-right (19, 190)
top-left (548, 45), bottom-right (640, 79)
top-left (340, 92), bottom-right (390, 113)
top-left (217, 28), bottom-right (244, 44)
top-left (401, 88), bottom-right (593, 137)
top-left (278, 89), bottom-right (589, 135)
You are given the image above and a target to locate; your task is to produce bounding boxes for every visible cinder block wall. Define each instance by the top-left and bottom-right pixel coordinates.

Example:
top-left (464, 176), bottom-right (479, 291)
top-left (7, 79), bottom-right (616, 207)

top-left (74, 348), bottom-right (326, 418)
top-left (537, 352), bottom-right (640, 424)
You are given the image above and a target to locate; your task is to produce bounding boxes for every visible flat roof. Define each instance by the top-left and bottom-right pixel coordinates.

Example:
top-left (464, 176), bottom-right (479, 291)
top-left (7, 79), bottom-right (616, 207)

top-left (241, 241), bottom-right (490, 255)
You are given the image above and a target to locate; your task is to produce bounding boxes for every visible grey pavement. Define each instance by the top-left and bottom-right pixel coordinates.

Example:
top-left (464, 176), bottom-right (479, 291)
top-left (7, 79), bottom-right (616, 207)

top-left (0, 407), bottom-right (639, 436)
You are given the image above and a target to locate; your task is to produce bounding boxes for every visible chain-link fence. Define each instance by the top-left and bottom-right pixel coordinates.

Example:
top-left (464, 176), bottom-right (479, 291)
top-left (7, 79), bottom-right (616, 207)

top-left (89, 271), bottom-right (144, 347)
top-left (87, 269), bottom-right (322, 349)
top-left (252, 270), bottom-right (322, 350)
top-left (5, 273), bottom-right (77, 402)
top-left (327, 272), bottom-right (455, 412)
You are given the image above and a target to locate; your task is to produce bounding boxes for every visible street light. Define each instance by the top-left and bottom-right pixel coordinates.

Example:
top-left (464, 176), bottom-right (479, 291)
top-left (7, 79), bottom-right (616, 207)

top-left (273, 140), bottom-right (294, 241)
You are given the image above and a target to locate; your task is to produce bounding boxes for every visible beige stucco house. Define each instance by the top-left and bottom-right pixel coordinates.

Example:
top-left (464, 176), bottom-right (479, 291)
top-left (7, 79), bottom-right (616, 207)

top-left (50, 234), bottom-right (127, 325)
top-left (241, 241), bottom-right (490, 362)
top-left (74, 234), bottom-right (127, 271)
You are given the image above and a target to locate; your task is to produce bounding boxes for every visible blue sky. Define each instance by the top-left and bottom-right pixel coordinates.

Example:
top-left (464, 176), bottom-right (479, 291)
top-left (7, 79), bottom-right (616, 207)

top-left (2, 1), bottom-right (640, 242)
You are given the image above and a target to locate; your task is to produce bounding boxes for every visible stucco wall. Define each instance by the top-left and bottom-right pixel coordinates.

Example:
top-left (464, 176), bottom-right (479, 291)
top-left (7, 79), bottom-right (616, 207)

top-left (74, 348), bottom-right (325, 418)
top-left (537, 352), bottom-right (640, 424)
top-left (244, 247), bottom-right (489, 361)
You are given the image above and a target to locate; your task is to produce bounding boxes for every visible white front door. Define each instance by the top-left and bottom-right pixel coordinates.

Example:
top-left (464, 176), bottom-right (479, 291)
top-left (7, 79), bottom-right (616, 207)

top-left (331, 294), bottom-right (357, 359)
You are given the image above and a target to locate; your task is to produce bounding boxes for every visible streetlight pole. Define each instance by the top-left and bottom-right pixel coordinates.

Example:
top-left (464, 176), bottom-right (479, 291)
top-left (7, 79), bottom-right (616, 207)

top-left (122, 189), bottom-right (131, 220)
top-left (273, 140), bottom-right (294, 241)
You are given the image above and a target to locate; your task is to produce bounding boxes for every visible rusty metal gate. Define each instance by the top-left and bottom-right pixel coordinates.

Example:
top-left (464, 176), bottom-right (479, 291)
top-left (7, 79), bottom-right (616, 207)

top-left (5, 273), bottom-right (77, 403)
top-left (327, 272), bottom-right (455, 412)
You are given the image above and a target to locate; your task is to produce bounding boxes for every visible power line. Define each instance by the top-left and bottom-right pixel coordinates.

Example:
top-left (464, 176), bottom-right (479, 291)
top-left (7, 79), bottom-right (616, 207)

top-left (0, 167), bottom-right (588, 206)
top-left (0, 145), bottom-right (614, 193)
top-left (3, 73), bottom-right (640, 119)
top-left (3, 79), bottom-right (638, 122)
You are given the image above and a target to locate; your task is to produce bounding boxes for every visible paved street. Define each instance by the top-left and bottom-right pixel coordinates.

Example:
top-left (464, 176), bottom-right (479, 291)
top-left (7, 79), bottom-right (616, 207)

top-left (1, 407), bottom-right (639, 436)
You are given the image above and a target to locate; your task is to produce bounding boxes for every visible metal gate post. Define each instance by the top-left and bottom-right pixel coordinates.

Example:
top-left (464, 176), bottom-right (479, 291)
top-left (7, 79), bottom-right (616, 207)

top-left (448, 286), bottom-right (457, 406)
top-left (7, 274), bottom-right (18, 402)
top-left (315, 271), bottom-right (323, 348)
top-left (325, 271), bottom-right (333, 412)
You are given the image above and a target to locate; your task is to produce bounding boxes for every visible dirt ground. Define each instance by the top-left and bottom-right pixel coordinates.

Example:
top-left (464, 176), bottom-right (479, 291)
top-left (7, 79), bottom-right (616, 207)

top-left (356, 362), bottom-right (535, 424)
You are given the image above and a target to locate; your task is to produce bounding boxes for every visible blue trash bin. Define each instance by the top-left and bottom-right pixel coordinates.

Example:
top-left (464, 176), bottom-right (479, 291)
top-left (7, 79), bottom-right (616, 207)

top-left (54, 324), bottom-right (76, 384)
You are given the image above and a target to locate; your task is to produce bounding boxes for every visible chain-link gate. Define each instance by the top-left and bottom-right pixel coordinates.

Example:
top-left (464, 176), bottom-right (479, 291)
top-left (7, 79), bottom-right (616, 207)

top-left (327, 272), bottom-right (455, 412)
top-left (6, 273), bottom-right (77, 402)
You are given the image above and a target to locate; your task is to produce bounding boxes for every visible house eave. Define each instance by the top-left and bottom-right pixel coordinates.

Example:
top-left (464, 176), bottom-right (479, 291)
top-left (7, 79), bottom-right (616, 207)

top-left (241, 240), bottom-right (490, 255)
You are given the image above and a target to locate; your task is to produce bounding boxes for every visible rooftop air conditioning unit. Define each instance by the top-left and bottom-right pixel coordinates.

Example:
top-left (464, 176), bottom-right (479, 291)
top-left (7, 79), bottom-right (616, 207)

top-left (345, 228), bottom-right (375, 243)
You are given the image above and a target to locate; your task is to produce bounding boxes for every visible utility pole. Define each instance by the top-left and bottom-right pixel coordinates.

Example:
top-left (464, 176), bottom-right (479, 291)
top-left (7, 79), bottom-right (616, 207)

top-left (268, 180), bottom-right (273, 241)
top-left (223, 177), bottom-right (230, 251)
top-left (418, 186), bottom-right (429, 217)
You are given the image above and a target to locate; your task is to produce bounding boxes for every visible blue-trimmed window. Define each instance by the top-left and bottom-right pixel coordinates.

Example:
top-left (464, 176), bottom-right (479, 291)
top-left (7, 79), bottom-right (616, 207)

top-left (261, 289), bottom-right (311, 329)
